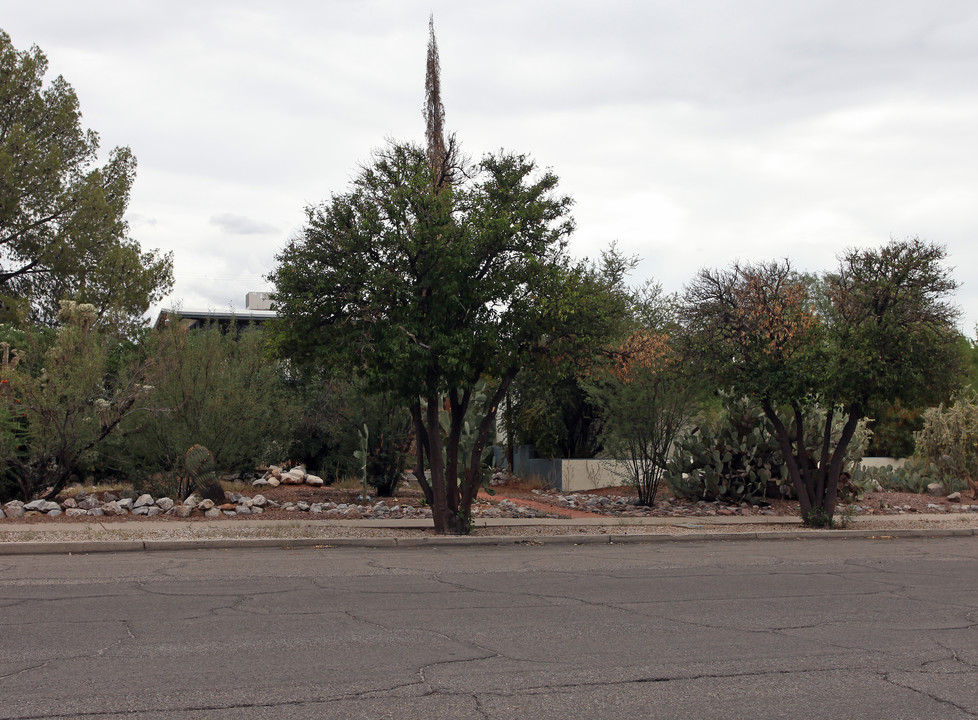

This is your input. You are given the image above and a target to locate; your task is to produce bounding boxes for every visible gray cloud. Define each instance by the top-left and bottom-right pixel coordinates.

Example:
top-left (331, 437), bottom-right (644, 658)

top-left (6, 0), bottom-right (978, 328)
top-left (210, 214), bottom-right (279, 236)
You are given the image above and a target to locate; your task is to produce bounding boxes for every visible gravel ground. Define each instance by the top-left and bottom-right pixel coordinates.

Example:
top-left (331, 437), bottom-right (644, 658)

top-left (3, 482), bottom-right (976, 544)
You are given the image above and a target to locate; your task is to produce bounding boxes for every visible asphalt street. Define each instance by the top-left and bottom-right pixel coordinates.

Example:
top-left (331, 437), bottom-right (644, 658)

top-left (1, 537), bottom-right (976, 719)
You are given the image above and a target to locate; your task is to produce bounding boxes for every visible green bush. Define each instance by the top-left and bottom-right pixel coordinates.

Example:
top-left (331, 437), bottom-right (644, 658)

top-left (865, 399), bottom-right (922, 458)
top-left (362, 392), bottom-right (413, 497)
top-left (0, 303), bottom-right (156, 501)
top-left (106, 322), bottom-right (298, 481)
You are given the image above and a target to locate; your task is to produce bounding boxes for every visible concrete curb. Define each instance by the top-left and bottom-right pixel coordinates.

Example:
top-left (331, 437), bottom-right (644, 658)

top-left (1, 526), bottom-right (974, 555)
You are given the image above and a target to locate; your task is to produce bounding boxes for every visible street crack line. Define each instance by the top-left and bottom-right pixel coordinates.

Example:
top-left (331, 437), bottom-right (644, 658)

top-left (881, 670), bottom-right (978, 717)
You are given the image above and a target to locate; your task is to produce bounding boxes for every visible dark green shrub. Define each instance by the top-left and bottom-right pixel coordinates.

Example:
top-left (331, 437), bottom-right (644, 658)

top-left (865, 399), bottom-right (921, 458)
top-left (107, 323), bottom-right (297, 481)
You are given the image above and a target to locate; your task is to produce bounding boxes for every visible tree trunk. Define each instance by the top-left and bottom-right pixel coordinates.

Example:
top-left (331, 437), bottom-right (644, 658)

top-left (822, 407), bottom-right (862, 519)
top-left (424, 395), bottom-right (456, 534)
top-left (409, 401), bottom-right (433, 506)
top-left (762, 401), bottom-right (814, 518)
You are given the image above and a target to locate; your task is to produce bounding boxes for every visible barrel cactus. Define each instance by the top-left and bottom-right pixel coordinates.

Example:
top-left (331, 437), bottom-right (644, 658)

top-left (180, 444), bottom-right (227, 503)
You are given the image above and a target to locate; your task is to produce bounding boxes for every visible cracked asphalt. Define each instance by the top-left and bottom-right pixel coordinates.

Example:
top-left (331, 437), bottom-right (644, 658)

top-left (0, 537), bottom-right (976, 719)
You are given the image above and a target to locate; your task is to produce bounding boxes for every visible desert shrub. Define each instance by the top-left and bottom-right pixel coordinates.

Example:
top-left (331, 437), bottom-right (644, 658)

top-left (106, 322), bottom-right (298, 480)
top-left (361, 393), bottom-right (413, 497)
top-left (0, 303), bottom-right (157, 500)
top-left (588, 331), bottom-right (704, 506)
top-left (285, 375), bottom-right (413, 492)
top-left (865, 399), bottom-right (922, 458)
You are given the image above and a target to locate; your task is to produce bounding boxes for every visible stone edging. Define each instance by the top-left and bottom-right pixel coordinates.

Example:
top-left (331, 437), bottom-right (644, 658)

top-left (1, 526), bottom-right (975, 556)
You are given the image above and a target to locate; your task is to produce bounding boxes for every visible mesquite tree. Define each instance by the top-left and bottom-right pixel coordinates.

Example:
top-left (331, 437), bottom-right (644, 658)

top-left (681, 238), bottom-right (961, 525)
top-left (271, 141), bottom-right (620, 533)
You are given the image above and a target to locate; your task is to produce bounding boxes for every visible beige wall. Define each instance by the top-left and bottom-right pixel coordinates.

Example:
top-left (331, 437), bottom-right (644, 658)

top-left (559, 459), bottom-right (631, 493)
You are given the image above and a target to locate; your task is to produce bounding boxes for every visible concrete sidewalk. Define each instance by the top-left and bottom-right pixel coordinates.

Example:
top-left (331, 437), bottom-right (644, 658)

top-left (1, 512), bottom-right (976, 554)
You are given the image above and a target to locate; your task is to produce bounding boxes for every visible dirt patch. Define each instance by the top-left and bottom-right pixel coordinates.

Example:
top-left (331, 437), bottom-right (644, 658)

top-left (483, 481), bottom-right (972, 519)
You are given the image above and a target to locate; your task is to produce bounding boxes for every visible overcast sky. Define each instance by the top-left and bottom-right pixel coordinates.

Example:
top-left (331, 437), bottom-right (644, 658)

top-left (4, 0), bottom-right (978, 329)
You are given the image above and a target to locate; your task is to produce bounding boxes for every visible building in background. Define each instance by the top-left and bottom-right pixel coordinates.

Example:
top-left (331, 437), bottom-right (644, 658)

top-left (153, 292), bottom-right (276, 332)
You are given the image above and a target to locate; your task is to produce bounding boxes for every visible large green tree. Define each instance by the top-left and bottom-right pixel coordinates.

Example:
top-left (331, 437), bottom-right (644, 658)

top-left (681, 238), bottom-right (962, 525)
top-left (271, 140), bottom-right (619, 533)
top-left (0, 30), bottom-right (172, 330)
top-left (504, 247), bottom-right (639, 460)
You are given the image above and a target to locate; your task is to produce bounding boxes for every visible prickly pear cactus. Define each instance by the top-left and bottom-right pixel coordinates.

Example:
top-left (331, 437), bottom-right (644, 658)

top-left (664, 397), bottom-right (782, 503)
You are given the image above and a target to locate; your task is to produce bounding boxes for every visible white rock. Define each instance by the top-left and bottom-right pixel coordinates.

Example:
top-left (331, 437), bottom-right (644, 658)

top-left (305, 474), bottom-right (324, 487)
top-left (204, 508), bottom-right (221, 518)
top-left (47, 508), bottom-right (62, 517)
top-left (235, 505), bottom-right (251, 515)
top-left (146, 506), bottom-right (161, 517)
top-left (184, 494), bottom-right (200, 508)
top-left (4, 500), bottom-right (25, 514)
top-left (88, 508), bottom-right (104, 517)
top-left (282, 471), bottom-right (304, 485)
top-left (197, 499), bottom-right (215, 511)
top-left (172, 505), bottom-right (192, 518)
top-left (132, 506), bottom-right (150, 516)
top-left (251, 494), bottom-right (267, 507)
top-left (156, 497), bottom-right (175, 512)
top-left (39, 501), bottom-right (61, 512)
top-left (62, 497), bottom-right (78, 508)
top-left (266, 477), bottom-right (280, 487)
top-left (133, 494), bottom-right (154, 508)
top-left (117, 498), bottom-right (134, 510)
top-left (65, 508), bottom-right (88, 517)
top-left (24, 500), bottom-right (45, 511)
top-left (252, 478), bottom-right (269, 487)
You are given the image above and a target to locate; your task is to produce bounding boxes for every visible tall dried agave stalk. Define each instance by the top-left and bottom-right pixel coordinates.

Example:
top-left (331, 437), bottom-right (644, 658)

top-left (424, 15), bottom-right (459, 191)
